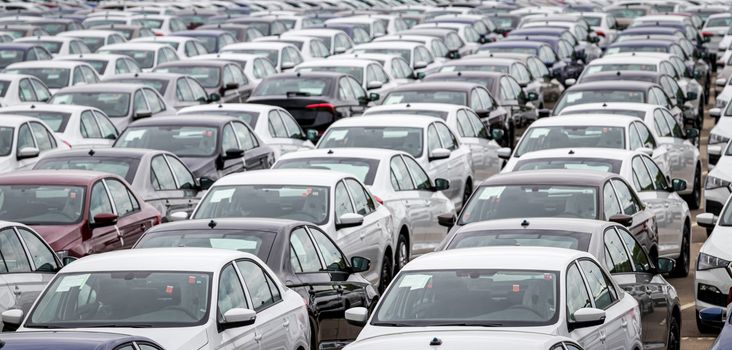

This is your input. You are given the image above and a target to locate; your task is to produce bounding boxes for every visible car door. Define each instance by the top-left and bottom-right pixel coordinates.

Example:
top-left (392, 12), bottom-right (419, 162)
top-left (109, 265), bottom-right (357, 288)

top-left (566, 261), bottom-right (604, 349)
top-left (213, 263), bottom-right (259, 350)
top-left (661, 109), bottom-right (697, 188)
top-left (435, 121), bottom-right (469, 205)
top-left (266, 110), bottom-right (291, 156)
top-left (609, 178), bottom-right (656, 259)
top-left (232, 121), bottom-right (270, 169)
top-left (93, 110), bottom-right (119, 140)
top-left (388, 154), bottom-right (427, 254)
top-left (104, 178), bottom-right (152, 248)
top-left (88, 179), bottom-right (123, 253)
top-left (343, 178), bottom-right (383, 268)
top-left (166, 154), bottom-right (201, 215)
top-left (78, 110), bottom-right (104, 147)
top-left (576, 259), bottom-right (627, 350)
top-left (425, 122), bottom-right (455, 203)
top-left (278, 110), bottom-right (313, 153)
top-left (18, 78), bottom-right (37, 104)
top-left (221, 122), bottom-right (246, 175)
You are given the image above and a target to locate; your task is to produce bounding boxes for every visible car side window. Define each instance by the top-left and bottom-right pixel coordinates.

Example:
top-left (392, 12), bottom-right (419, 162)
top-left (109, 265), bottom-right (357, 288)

top-left (268, 110), bottom-right (288, 138)
top-left (466, 109), bottom-right (490, 138)
top-left (289, 227), bottom-right (322, 273)
top-left (653, 109), bottom-right (672, 137)
top-left (334, 181), bottom-right (355, 219)
top-left (578, 259), bottom-right (616, 309)
top-left (566, 262), bottom-right (591, 321)
top-left (628, 123), bottom-right (643, 150)
top-left (456, 109), bottom-right (476, 137)
top-left (151, 155), bottom-right (177, 191)
top-left (345, 178), bottom-right (373, 215)
top-left (115, 344), bottom-right (135, 350)
top-left (279, 111), bottom-right (303, 139)
top-left (617, 227), bottom-right (652, 273)
top-left (0, 228), bottom-right (32, 273)
top-left (115, 59), bottom-right (130, 74)
top-left (346, 77), bottom-right (366, 100)
top-left (499, 77), bottom-right (517, 100)
top-left (309, 226), bottom-right (348, 272)
top-left (16, 227), bottom-right (58, 272)
top-left (233, 122), bottom-right (257, 150)
top-left (89, 181), bottom-right (113, 221)
top-left (236, 260), bottom-right (281, 311)
top-left (18, 78), bottom-right (36, 102)
top-left (390, 155), bottom-right (414, 191)
top-left (30, 78), bottom-right (50, 102)
top-left (133, 90), bottom-right (149, 114)
top-left (603, 182), bottom-right (621, 220)
top-left (105, 179), bottom-right (137, 216)
top-left (634, 122), bottom-right (656, 148)
top-left (167, 155), bottom-right (195, 190)
top-left (427, 124), bottom-right (441, 154)
top-left (72, 67), bottom-right (85, 85)
top-left (222, 124), bottom-right (239, 151)
top-left (176, 78), bottom-right (195, 101)
top-left (187, 78), bottom-right (208, 101)
top-left (82, 66), bottom-right (99, 83)
top-left (184, 42), bottom-right (198, 57)
top-left (631, 156), bottom-right (654, 192)
top-left (94, 111), bottom-right (118, 139)
top-left (469, 89), bottom-right (482, 111)
top-left (81, 110), bottom-right (102, 138)
top-left (29, 122), bottom-right (55, 151)
top-left (603, 227), bottom-right (632, 273)
top-left (143, 89), bottom-right (164, 113)
top-left (642, 156), bottom-right (669, 191)
top-left (338, 79), bottom-right (355, 101)
top-left (403, 155), bottom-right (431, 190)
top-left (476, 88), bottom-right (494, 110)
top-left (217, 263), bottom-right (248, 316)
top-left (662, 110), bottom-right (684, 139)
top-left (434, 122), bottom-right (457, 150)
top-left (611, 179), bottom-right (640, 215)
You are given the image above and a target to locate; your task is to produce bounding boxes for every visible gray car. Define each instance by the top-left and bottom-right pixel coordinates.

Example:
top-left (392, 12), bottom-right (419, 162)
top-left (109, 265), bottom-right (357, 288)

top-left (0, 221), bottom-right (70, 331)
top-left (438, 217), bottom-right (681, 350)
top-left (103, 72), bottom-right (216, 110)
top-left (33, 148), bottom-right (211, 221)
top-left (153, 60), bottom-right (252, 103)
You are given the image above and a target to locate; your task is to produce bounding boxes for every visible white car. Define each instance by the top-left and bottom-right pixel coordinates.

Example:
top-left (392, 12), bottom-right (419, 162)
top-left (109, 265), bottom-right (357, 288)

top-left (131, 36), bottom-right (209, 58)
top-left (54, 53), bottom-right (141, 79)
top-left (188, 53), bottom-right (277, 87)
top-left (317, 115), bottom-right (474, 209)
top-left (5, 60), bottom-right (100, 94)
top-left (703, 139), bottom-right (732, 236)
top-left (373, 34), bottom-right (452, 63)
top-left (411, 22), bottom-right (481, 56)
top-left (1, 248), bottom-right (311, 350)
top-left (502, 147), bottom-right (692, 276)
top-left (187, 169), bottom-right (396, 291)
top-left (696, 199), bottom-right (732, 332)
top-left (253, 35), bottom-right (330, 61)
top-left (351, 41), bottom-right (440, 73)
top-left (559, 102), bottom-right (702, 209)
top-left (364, 103), bottom-right (502, 182)
top-left (280, 29), bottom-right (355, 56)
top-left (0, 73), bottom-right (52, 106)
top-left (0, 115), bottom-right (65, 173)
top-left (98, 42), bottom-right (180, 71)
top-left (273, 148), bottom-right (456, 270)
top-left (130, 15), bottom-right (188, 35)
top-left (344, 246), bottom-right (642, 350)
top-left (345, 331), bottom-right (585, 350)
top-left (579, 12), bottom-right (619, 49)
top-left (57, 29), bottom-right (128, 52)
top-left (707, 102), bottom-right (732, 167)
top-left (14, 36), bottom-right (91, 57)
top-left (330, 53), bottom-right (418, 84)
top-left (177, 103), bottom-right (314, 158)
top-left (295, 58), bottom-right (398, 96)
top-left (0, 104), bottom-right (118, 148)
top-left (221, 42), bottom-right (303, 72)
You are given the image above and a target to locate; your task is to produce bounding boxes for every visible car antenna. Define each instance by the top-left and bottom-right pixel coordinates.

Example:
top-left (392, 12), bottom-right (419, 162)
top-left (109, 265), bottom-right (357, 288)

top-left (568, 149), bottom-right (574, 154)
top-left (521, 219), bottom-right (530, 227)
top-left (30, 104), bottom-right (35, 109)
top-left (616, 71), bottom-right (621, 76)
top-left (327, 149), bottom-right (334, 154)
top-left (208, 219), bottom-right (217, 229)
top-left (88, 148), bottom-right (95, 156)
top-left (429, 338), bottom-right (442, 346)
top-left (602, 102), bottom-right (607, 107)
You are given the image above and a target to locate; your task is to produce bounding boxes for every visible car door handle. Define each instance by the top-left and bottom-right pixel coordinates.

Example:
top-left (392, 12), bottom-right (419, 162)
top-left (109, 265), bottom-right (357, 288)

top-left (599, 331), bottom-right (606, 342)
top-left (621, 319), bottom-right (628, 328)
top-left (359, 232), bottom-right (366, 240)
top-left (282, 319), bottom-right (290, 328)
top-left (254, 333), bottom-right (263, 342)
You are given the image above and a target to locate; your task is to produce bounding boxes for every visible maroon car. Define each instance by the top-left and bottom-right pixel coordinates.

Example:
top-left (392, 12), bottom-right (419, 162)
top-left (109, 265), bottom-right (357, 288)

top-left (0, 170), bottom-right (160, 257)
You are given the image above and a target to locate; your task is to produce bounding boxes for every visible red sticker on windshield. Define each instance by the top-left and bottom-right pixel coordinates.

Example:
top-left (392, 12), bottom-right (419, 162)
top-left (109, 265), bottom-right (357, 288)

top-left (165, 286), bottom-right (174, 294)
top-left (544, 273), bottom-right (553, 280)
top-left (188, 276), bottom-right (196, 284)
top-left (512, 284), bottom-right (520, 293)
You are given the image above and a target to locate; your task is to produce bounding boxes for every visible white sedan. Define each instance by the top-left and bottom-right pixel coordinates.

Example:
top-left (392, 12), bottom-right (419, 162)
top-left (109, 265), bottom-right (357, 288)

top-left (0, 73), bottom-right (52, 107)
top-left (0, 115), bottom-right (65, 173)
top-left (186, 169), bottom-right (396, 291)
top-left (345, 246), bottom-right (641, 350)
top-left (273, 148), bottom-right (456, 271)
top-left (317, 115), bottom-right (474, 210)
top-left (2, 248), bottom-right (310, 350)
top-left (5, 60), bottom-right (100, 94)
top-left (696, 198), bottom-right (732, 332)
top-left (54, 53), bottom-right (141, 79)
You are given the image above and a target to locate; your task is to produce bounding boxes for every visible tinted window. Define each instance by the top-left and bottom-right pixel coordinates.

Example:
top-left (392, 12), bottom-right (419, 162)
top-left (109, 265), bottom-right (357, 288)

top-left (611, 179), bottom-right (640, 215)
top-left (578, 259), bottom-right (616, 309)
top-left (17, 227), bottom-right (58, 272)
top-left (289, 227), bottom-right (321, 273)
top-left (235, 260), bottom-right (280, 311)
top-left (151, 155), bottom-right (176, 191)
top-left (603, 228), bottom-right (632, 273)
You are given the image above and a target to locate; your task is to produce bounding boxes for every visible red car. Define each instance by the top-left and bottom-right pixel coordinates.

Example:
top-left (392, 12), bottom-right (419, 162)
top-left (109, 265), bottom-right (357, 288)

top-left (0, 170), bottom-right (160, 257)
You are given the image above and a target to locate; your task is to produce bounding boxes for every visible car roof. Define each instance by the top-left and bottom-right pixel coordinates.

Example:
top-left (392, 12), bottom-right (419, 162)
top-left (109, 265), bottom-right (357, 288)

top-left (297, 58), bottom-right (374, 68)
top-left (456, 217), bottom-right (611, 235)
top-left (40, 147), bottom-right (168, 159)
top-left (59, 29), bottom-right (120, 37)
top-left (193, 53), bottom-right (264, 61)
top-left (212, 168), bottom-right (353, 187)
top-left (403, 246), bottom-right (590, 271)
top-left (0, 43), bottom-right (39, 50)
top-left (481, 169), bottom-right (615, 186)
top-left (107, 72), bottom-right (186, 81)
top-left (16, 36), bottom-right (76, 43)
top-left (174, 29), bottom-right (229, 36)
top-left (531, 114), bottom-right (637, 127)
top-left (156, 60), bottom-right (231, 68)
top-left (55, 53), bottom-right (130, 61)
top-left (55, 82), bottom-right (144, 93)
top-left (278, 147), bottom-right (408, 162)
top-left (60, 248), bottom-right (255, 273)
top-left (426, 71), bottom-right (505, 80)
top-left (366, 102), bottom-right (463, 113)
top-left (132, 35), bottom-right (199, 43)
top-left (128, 115), bottom-right (237, 127)
top-left (388, 81), bottom-right (482, 91)
top-left (0, 104), bottom-right (98, 114)
top-left (355, 41), bottom-right (423, 49)
top-left (511, 147), bottom-right (639, 162)
top-left (178, 103), bottom-right (278, 114)
top-left (0, 169), bottom-right (113, 185)
top-left (269, 71), bottom-right (346, 79)
top-left (283, 28), bottom-right (348, 36)
top-left (610, 40), bottom-right (674, 47)
top-left (147, 217), bottom-right (309, 234)
top-left (446, 57), bottom-right (516, 65)
top-left (99, 42), bottom-right (170, 50)
top-left (482, 41), bottom-right (547, 48)
top-left (223, 42), bottom-right (294, 50)
top-left (566, 81), bottom-right (657, 91)
top-left (330, 114), bottom-right (442, 128)
top-left (0, 114), bottom-right (50, 127)
top-left (589, 55), bottom-right (664, 65)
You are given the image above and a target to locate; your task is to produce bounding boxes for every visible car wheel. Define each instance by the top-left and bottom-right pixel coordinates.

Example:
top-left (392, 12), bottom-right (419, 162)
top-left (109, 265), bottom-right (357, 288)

top-left (668, 316), bottom-right (681, 350)
top-left (462, 179), bottom-right (473, 209)
top-left (672, 223), bottom-right (690, 278)
top-left (682, 166), bottom-right (701, 210)
top-left (697, 310), bottom-right (719, 334)
top-left (378, 253), bottom-right (393, 294)
top-left (394, 233), bottom-right (409, 273)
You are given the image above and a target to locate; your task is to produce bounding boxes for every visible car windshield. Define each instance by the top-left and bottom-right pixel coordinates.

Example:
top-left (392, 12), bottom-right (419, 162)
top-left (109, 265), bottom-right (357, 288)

top-left (373, 269), bottom-right (559, 327)
top-left (0, 49), bottom-right (25, 68)
top-left (439, 64), bottom-right (508, 73)
top-left (319, 127), bottom-right (424, 157)
top-left (516, 126), bottom-right (626, 156)
top-left (606, 46), bottom-right (667, 55)
top-left (115, 126), bottom-right (219, 157)
top-left (0, 185), bottom-right (85, 224)
top-left (109, 78), bottom-right (168, 94)
top-left (447, 229), bottom-right (591, 251)
top-left (0, 111), bottom-right (71, 132)
top-left (5, 68), bottom-right (70, 89)
top-left (460, 185), bottom-right (598, 224)
top-left (275, 158), bottom-right (380, 185)
top-left (0, 127), bottom-right (12, 156)
top-left (178, 110), bottom-right (259, 127)
top-left (297, 66), bottom-right (364, 84)
top-left (78, 60), bottom-right (108, 74)
top-left (26, 271), bottom-right (211, 328)
top-left (554, 91), bottom-right (645, 113)
top-left (135, 229), bottom-right (277, 261)
top-left (155, 66), bottom-right (220, 88)
top-left (608, 8), bottom-right (647, 18)
top-left (584, 64), bottom-right (656, 75)
top-left (514, 158), bottom-right (622, 173)
top-left (34, 157), bottom-right (140, 183)
top-left (50, 93), bottom-right (130, 118)
top-left (100, 49), bottom-right (155, 69)
top-left (138, 40), bottom-right (179, 49)
top-left (383, 90), bottom-right (467, 106)
top-left (193, 185), bottom-right (330, 225)
top-left (227, 49), bottom-right (278, 65)
top-left (79, 37), bottom-right (105, 51)
top-left (132, 18), bottom-right (164, 29)
top-left (353, 48), bottom-right (411, 62)
top-left (583, 16), bottom-right (602, 26)
top-left (253, 77), bottom-right (331, 97)
top-left (366, 109), bottom-right (448, 120)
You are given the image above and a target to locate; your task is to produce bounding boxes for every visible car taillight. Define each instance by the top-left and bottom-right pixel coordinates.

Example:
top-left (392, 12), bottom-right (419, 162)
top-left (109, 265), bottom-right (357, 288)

top-left (595, 30), bottom-right (605, 37)
top-left (153, 31), bottom-right (163, 36)
top-left (373, 195), bottom-right (383, 205)
top-left (306, 103), bottom-right (335, 113)
top-left (702, 31), bottom-right (715, 38)
top-left (153, 215), bottom-right (161, 225)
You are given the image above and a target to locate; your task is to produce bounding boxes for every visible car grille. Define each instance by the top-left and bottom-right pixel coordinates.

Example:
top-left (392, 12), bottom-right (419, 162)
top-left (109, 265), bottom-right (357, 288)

top-left (698, 283), bottom-right (729, 307)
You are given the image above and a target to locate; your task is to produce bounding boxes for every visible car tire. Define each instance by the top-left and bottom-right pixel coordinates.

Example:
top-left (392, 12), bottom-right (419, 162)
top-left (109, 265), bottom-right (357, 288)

top-left (672, 223), bottom-right (690, 278)
top-left (697, 310), bottom-right (719, 334)
top-left (682, 166), bottom-right (701, 210)
top-left (378, 253), bottom-right (393, 294)
top-left (394, 233), bottom-right (409, 273)
top-left (668, 316), bottom-right (681, 350)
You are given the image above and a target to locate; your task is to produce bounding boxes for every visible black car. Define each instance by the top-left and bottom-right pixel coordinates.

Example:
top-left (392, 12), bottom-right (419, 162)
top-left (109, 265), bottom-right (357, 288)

top-left (154, 60), bottom-right (251, 103)
top-left (0, 43), bottom-right (52, 69)
top-left (508, 27), bottom-right (588, 59)
top-left (171, 30), bottom-right (237, 53)
top-left (247, 71), bottom-right (378, 134)
top-left (133, 218), bottom-right (377, 350)
top-left (479, 41), bottom-right (582, 85)
top-left (0, 331), bottom-right (165, 350)
top-left (113, 115), bottom-right (274, 180)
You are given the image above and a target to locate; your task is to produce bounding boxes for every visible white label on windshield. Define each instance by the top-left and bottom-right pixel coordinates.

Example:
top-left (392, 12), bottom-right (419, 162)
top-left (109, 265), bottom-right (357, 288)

top-left (383, 95), bottom-right (404, 104)
top-left (399, 274), bottom-right (431, 290)
top-left (209, 188), bottom-right (235, 203)
top-left (566, 92), bottom-right (583, 104)
top-left (440, 66), bottom-right (456, 72)
top-left (210, 238), bottom-right (257, 250)
top-left (478, 186), bottom-right (505, 199)
top-left (123, 129), bottom-right (146, 141)
top-left (56, 274), bottom-right (90, 292)
top-left (326, 129), bottom-right (348, 141)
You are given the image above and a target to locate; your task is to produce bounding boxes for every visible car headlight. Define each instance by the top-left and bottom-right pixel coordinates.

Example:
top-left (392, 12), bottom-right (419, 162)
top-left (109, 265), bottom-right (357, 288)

top-left (709, 133), bottom-right (730, 145)
top-left (698, 252), bottom-right (731, 270)
top-left (705, 175), bottom-right (731, 190)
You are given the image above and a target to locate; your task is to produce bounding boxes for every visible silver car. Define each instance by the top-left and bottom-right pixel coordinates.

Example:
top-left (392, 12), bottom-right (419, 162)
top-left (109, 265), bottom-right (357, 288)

top-left (103, 72), bottom-right (214, 110)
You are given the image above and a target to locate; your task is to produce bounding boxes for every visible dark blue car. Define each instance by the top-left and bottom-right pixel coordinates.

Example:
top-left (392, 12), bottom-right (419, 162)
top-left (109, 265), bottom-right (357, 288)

top-left (699, 305), bottom-right (732, 348)
top-left (0, 331), bottom-right (165, 350)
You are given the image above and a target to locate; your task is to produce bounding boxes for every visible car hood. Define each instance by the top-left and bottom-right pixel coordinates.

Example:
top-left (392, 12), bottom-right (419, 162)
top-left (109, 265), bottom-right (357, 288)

top-left (347, 330), bottom-right (558, 349)
top-left (180, 156), bottom-right (217, 178)
top-left (22, 327), bottom-right (209, 350)
top-left (703, 225), bottom-right (732, 260)
top-left (356, 325), bottom-right (557, 342)
top-left (711, 118), bottom-right (732, 139)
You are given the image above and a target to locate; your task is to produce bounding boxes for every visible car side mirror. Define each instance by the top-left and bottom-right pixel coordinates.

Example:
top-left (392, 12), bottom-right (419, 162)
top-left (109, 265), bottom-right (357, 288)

top-left (564, 78), bottom-right (576, 86)
top-left (414, 60), bottom-right (428, 69)
top-left (345, 307), bottom-right (368, 327)
top-left (699, 307), bottom-right (725, 325)
top-left (716, 78), bottom-right (726, 87)
top-left (671, 178), bottom-right (687, 192)
top-left (367, 81), bottom-right (383, 90)
top-left (656, 257), bottom-right (676, 274)
top-left (336, 213), bottom-right (364, 230)
top-left (350, 256), bottom-right (370, 273)
top-left (568, 308), bottom-right (606, 331)
top-left (1, 309), bottom-right (23, 327)
top-left (224, 148), bottom-right (245, 159)
top-left (696, 213), bottom-right (718, 228)
top-left (198, 176), bottom-right (215, 190)
top-left (334, 47), bottom-right (347, 54)
top-left (433, 178), bottom-right (450, 191)
top-left (693, 70), bottom-right (703, 79)
top-left (687, 91), bottom-right (698, 100)
top-left (685, 128), bottom-right (699, 141)
top-left (527, 91), bottom-right (538, 101)
top-left (490, 128), bottom-right (504, 141)
top-left (281, 62), bottom-right (295, 70)
top-left (104, 133), bottom-right (117, 140)
top-left (708, 144), bottom-right (723, 156)
top-left (368, 92), bottom-right (380, 102)
top-left (497, 147), bottom-right (511, 160)
top-left (429, 148), bottom-right (450, 161)
top-left (448, 50), bottom-right (460, 59)
top-left (221, 308), bottom-right (256, 330)
top-left (437, 213), bottom-right (455, 228)
top-left (709, 108), bottom-right (722, 119)
top-left (170, 211), bottom-right (189, 221)
top-left (306, 129), bottom-right (318, 142)
top-left (608, 214), bottom-right (633, 227)
top-left (134, 110), bottom-right (152, 119)
top-left (17, 146), bottom-right (40, 160)
top-left (91, 213), bottom-right (118, 228)
top-left (637, 147), bottom-right (653, 156)
top-left (208, 93), bottom-right (221, 102)
top-left (702, 35), bottom-right (711, 43)
top-left (413, 71), bottom-right (425, 80)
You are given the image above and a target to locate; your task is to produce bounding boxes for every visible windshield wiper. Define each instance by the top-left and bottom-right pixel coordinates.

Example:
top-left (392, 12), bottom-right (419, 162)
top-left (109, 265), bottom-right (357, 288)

top-left (429, 322), bottom-right (503, 327)
top-left (370, 321), bottom-right (415, 327)
top-left (84, 324), bottom-right (154, 328)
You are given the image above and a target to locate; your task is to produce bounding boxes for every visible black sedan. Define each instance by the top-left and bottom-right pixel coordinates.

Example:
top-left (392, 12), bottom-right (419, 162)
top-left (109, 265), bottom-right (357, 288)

top-left (479, 41), bottom-right (582, 85)
top-left (154, 60), bottom-right (252, 103)
top-left (133, 218), bottom-right (377, 350)
top-left (113, 115), bottom-right (274, 180)
top-left (247, 71), bottom-right (378, 134)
